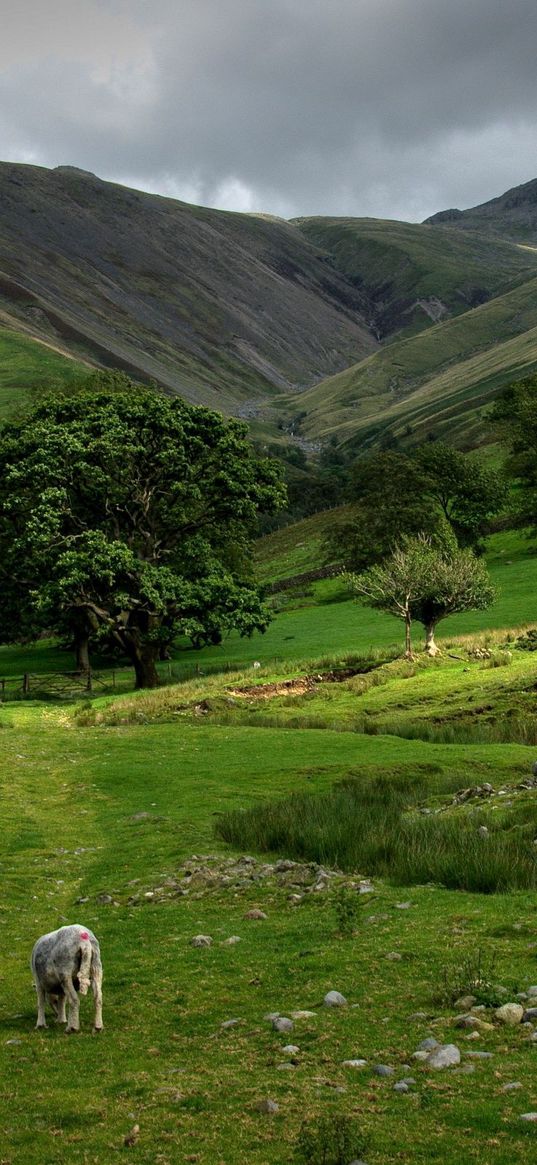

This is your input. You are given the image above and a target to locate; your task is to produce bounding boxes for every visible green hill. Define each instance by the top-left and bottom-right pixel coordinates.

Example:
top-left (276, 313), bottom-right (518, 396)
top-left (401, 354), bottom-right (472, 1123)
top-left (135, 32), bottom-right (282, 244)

top-left (271, 274), bottom-right (537, 448)
top-left (0, 324), bottom-right (89, 419)
top-left (293, 215), bottom-right (537, 339)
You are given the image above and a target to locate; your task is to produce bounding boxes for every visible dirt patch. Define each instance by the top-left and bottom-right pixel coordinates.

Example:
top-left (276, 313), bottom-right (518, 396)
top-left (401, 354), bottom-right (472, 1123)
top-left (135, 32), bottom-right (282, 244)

top-left (229, 667), bottom-right (362, 701)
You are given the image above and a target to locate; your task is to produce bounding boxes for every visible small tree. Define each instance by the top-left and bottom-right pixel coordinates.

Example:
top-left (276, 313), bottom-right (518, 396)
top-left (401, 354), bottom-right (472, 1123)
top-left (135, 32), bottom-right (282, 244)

top-left (348, 537), bottom-right (496, 657)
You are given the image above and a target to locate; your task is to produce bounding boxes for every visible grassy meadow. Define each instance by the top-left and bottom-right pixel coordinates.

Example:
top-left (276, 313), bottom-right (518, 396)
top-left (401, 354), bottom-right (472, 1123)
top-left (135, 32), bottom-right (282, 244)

top-left (2, 517), bottom-right (537, 1164)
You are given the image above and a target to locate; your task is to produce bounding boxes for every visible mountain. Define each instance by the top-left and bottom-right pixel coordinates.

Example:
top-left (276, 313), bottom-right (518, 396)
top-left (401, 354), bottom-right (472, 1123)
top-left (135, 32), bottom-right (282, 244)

top-left (292, 215), bottom-right (537, 340)
top-left (425, 177), bottom-right (537, 243)
top-left (3, 163), bottom-right (537, 453)
top-left (0, 161), bottom-right (375, 413)
top-left (270, 274), bottom-right (537, 449)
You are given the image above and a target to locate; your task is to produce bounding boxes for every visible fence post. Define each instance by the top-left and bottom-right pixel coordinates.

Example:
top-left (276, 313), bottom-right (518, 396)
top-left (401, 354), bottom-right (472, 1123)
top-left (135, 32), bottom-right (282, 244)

top-left (22, 673), bottom-right (30, 695)
top-left (86, 668), bottom-right (92, 692)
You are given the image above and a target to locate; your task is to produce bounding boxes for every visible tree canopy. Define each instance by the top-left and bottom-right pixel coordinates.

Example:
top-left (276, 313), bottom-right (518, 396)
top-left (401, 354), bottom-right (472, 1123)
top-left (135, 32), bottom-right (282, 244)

top-left (0, 380), bottom-right (285, 687)
top-left (348, 536), bottom-right (496, 657)
top-left (325, 445), bottom-right (506, 571)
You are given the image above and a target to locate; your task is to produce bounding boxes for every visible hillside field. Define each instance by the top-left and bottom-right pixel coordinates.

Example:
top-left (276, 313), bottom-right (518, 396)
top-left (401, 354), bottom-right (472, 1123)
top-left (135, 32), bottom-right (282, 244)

top-left (2, 513), bottom-right (537, 1163)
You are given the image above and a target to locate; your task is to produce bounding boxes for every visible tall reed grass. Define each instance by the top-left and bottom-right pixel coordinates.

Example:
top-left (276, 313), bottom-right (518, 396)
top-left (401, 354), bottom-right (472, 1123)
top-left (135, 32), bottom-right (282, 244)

top-left (216, 772), bottom-right (537, 892)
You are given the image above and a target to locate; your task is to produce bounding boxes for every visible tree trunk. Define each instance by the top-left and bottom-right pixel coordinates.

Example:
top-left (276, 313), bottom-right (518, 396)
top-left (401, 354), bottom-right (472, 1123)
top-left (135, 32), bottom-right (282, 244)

top-left (74, 632), bottom-right (91, 674)
top-left (404, 614), bottom-right (413, 659)
top-left (425, 622), bottom-right (440, 656)
top-left (129, 643), bottom-right (160, 689)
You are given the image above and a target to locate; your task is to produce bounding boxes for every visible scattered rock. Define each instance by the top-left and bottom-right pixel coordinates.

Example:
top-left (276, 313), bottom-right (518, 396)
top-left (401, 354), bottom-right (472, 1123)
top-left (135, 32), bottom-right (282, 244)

top-left (465, 1050), bottom-right (493, 1059)
top-left (222, 936), bottom-right (241, 945)
top-left (426, 1044), bottom-right (461, 1069)
top-left (282, 1044), bottom-right (299, 1054)
top-left (5, 1039), bottom-right (22, 1046)
top-left (393, 1082), bottom-right (409, 1093)
top-left (520, 1113), bottom-right (537, 1123)
top-left (272, 1017), bottom-right (293, 1033)
top-left (324, 990), bottom-right (348, 1008)
top-left (495, 1003), bottom-right (524, 1025)
top-left (373, 1064), bottom-right (395, 1077)
top-left (502, 1081), bottom-right (523, 1092)
top-left (385, 952), bottom-right (402, 961)
top-left (244, 909), bottom-right (267, 920)
top-left (522, 1008), bottom-right (537, 1022)
top-left (341, 1059), bottom-right (368, 1068)
top-left (221, 1018), bottom-right (242, 1029)
top-left (411, 1050), bottom-right (429, 1062)
top-left (190, 935), bottom-right (212, 948)
top-left (409, 1011), bottom-right (428, 1021)
top-left (527, 986), bottom-right (537, 997)
top-left (291, 1010), bottom-right (316, 1020)
top-left (401, 1077), bottom-right (416, 1085)
top-left (417, 1037), bottom-right (440, 1051)
top-left (276, 1062), bottom-right (296, 1070)
top-left (255, 1099), bottom-right (279, 1114)
top-left (454, 995), bottom-right (476, 1010)
top-left (359, 880), bottom-right (375, 894)
top-left (395, 902), bottom-right (412, 910)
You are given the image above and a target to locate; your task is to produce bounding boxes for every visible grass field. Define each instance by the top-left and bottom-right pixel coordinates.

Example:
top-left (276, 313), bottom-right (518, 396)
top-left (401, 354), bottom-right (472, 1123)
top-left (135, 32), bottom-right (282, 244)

top-left (0, 326), bottom-right (89, 420)
top-left (4, 703), bottom-right (537, 1164)
top-left (3, 514), bottom-right (537, 1163)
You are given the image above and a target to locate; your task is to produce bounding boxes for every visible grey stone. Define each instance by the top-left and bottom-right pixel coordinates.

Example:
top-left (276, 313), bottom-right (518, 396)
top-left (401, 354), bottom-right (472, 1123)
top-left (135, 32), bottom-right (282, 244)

top-left (522, 1008), bottom-right (537, 1022)
top-left (221, 1018), bottom-right (242, 1029)
top-left (276, 1062), bottom-right (296, 1070)
top-left (454, 1063), bottom-right (476, 1075)
top-left (223, 936), bottom-right (241, 945)
top-left (272, 1017), bottom-right (293, 1033)
top-left (393, 1082), bottom-right (409, 1093)
top-left (282, 1044), bottom-right (299, 1054)
top-left (255, 1099), bottom-right (279, 1114)
top-left (426, 1044), bottom-right (461, 1069)
top-left (290, 1010), bottom-right (317, 1020)
top-left (324, 990), bottom-right (348, 1008)
top-left (244, 909), bottom-right (267, 920)
top-left (527, 986), bottom-right (537, 997)
top-left (465, 1050), bottom-right (493, 1059)
top-left (495, 1003), bottom-right (524, 1025)
top-left (411, 1050), bottom-right (429, 1062)
top-left (502, 1081), bottom-right (522, 1091)
top-left (408, 1011), bottom-right (428, 1021)
top-left (454, 1014), bottom-right (480, 1029)
top-left (454, 995), bottom-right (477, 1010)
top-left (373, 1064), bottom-right (395, 1077)
top-left (385, 951), bottom-right (402, 961)
top-left (5, 1039), bottom-right (22, 1046)
top-left (520, 1113), bottom-right (537, 1122)
top-left (395, 902), bottom-right (412, 909)
top-left (191, 934), bottom-right (212, 948)
top-left (341, 1059), bottom-right (368, 1068)
top-left (401, 1077), bottom-right (416, 1085)
top-left (418, 1037), bottom-right (440, 1051)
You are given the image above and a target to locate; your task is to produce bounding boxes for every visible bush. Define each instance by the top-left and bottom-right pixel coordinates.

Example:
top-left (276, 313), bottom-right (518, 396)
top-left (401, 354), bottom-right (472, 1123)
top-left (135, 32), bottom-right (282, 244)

top-left (294, 1113), bottom-right (366, 1165)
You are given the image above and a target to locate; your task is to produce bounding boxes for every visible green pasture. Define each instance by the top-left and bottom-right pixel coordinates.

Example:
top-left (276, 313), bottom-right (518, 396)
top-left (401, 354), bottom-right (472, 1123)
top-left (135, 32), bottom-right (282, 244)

top-left (3, 704), bottom-right (537, 1164)
top-left (0, 327), bottom-right (88, 420)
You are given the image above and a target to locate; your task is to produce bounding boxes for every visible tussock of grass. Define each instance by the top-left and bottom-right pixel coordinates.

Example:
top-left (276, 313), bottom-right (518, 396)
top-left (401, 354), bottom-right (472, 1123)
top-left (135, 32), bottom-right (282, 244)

top-left (216, 770), bottom-right (537, 893)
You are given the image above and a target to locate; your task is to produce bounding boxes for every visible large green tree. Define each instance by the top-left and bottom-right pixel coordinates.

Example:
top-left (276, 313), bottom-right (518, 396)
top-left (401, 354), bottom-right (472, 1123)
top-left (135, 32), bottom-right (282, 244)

top-left (0, 382), bottom-right (285, 687)
top-left (325, 446), bottom-right (506, 571)
top-left (348, 536), bottom-right (496, 657)
top-left (492, 373), bottom-right (537, 524)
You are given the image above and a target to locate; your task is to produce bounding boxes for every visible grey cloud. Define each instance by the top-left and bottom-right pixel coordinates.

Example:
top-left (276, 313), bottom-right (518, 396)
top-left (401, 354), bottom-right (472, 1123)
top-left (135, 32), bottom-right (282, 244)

top-left (1, 0), bottom-right (537, 219)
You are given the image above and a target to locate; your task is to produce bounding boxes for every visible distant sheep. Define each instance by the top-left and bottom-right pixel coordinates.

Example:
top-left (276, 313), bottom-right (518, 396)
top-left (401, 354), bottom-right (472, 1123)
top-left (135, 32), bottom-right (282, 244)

top-left (31, 924), bottom-right (103, 1032)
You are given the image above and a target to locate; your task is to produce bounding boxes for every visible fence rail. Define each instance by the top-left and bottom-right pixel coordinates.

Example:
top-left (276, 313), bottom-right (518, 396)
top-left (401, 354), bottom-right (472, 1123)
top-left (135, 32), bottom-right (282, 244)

top-left (0, 657), bottom-right (275, 702)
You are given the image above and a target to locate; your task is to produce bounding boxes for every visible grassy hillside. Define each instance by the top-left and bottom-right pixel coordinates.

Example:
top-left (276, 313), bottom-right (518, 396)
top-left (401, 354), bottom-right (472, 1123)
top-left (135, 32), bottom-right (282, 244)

top-left (272, 275), bottom-right (537, 448)
top-left (4, 555), bottom-right (537, 1162)
top-left (0, 324), bottom-right (89, 419)
top-left (293, 216), bottom-right (537, 339)
top-left (0, 162), bottom-right (376, 414)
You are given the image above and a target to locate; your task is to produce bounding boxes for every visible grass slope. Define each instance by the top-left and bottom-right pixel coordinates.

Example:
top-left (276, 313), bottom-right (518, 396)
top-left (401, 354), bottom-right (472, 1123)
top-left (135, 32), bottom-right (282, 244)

top-left (273, 275), bottom-right (537, 448)
top-left (293, 216), bottom-right (537, 340)
top-left (3, 702), bottom-right (537, 1164)
top-left (0, 325), bottom-right (89, 419)
top-left (426, 176), bottom-right (537, 243)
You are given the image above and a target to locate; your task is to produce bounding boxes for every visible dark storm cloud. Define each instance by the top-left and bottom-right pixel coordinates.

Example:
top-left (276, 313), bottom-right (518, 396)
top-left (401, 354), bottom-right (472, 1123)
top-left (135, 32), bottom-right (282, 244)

top-left (1, 0), bottom-right (537, 219)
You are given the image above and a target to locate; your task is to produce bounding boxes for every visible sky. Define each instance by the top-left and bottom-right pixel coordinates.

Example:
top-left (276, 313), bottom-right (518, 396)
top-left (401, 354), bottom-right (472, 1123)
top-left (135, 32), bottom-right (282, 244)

top-left (1, 0), bottom-right (537, 222)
